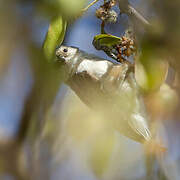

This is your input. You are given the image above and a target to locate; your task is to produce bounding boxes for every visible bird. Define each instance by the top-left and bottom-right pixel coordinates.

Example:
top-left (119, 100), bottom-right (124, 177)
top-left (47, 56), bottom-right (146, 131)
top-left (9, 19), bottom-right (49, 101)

top-left (55, 45), bottom-right (166, 152)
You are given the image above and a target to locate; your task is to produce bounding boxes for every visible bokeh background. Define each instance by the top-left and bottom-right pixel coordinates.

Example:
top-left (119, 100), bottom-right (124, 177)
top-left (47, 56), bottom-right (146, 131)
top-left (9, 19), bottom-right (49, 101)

top-left (0, 0), bottom-right (180, 180)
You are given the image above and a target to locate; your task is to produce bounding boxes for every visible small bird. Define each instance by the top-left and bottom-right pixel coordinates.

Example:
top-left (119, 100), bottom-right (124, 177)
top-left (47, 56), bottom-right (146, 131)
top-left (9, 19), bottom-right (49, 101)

top-left (55, 45), bottom-right (166, 152)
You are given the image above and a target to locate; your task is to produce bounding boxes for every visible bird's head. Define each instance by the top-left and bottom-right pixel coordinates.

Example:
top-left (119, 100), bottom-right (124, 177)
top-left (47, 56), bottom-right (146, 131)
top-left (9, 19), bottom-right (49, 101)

top-left (55, 45), bottom-right (80, 77)
top-left (56, 45), bottom-right (79, 63)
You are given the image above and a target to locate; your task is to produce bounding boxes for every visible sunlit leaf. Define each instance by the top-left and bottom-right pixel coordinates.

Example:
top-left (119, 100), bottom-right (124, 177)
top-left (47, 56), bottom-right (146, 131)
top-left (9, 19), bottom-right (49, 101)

top-left (58, 0), bottom-right (87, 18)
top-left (93, 34), bottom-right (122, 50)
top-left (38, 0), bottom-right (87, 19)
top-left (43, 15), bottom-right (67, 61)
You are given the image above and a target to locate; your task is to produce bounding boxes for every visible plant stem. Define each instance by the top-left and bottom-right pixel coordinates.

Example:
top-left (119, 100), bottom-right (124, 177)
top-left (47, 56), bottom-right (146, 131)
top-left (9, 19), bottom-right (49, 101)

top-left (128, 5), bottom-right (150, 27)
top-left (101, 21), bottom-right (106, 34)
top-left (118, 0), bottom-right (150, 27)
top-left (82, 0), bottom-right (100, 12)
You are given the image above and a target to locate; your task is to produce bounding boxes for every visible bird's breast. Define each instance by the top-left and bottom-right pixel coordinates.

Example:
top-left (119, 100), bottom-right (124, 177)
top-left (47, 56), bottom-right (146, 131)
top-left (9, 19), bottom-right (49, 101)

top-left (76, 59), bottom-right (112, 79)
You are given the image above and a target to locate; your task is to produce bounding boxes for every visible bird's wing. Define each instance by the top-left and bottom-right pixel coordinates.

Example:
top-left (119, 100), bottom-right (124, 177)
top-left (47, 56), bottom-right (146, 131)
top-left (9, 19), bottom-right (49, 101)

top-left (67, 70), bottom-right (109, 109)
top-left (102, 63), bottom-right (129, 93)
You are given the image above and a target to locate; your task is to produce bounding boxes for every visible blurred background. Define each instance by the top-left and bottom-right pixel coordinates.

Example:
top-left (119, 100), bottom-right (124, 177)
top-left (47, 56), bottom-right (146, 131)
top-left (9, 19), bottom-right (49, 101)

top-left (0, 0), bottom-right (180, 180)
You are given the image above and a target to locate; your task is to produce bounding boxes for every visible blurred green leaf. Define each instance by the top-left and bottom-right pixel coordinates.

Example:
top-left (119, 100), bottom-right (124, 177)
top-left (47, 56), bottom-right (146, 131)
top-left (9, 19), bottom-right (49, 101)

top-left (43, 15), bottom-right (67, 61)
top-left (58, 0), bottom-right (87, 18)
top-left (37, 0), bottom-right (87, 19)
top-left (88, 131), bottom-right (116, 176)
top-left (135, 44), bottom-right (168, 92)
top-left (26, 15), bottom-right (67, 142)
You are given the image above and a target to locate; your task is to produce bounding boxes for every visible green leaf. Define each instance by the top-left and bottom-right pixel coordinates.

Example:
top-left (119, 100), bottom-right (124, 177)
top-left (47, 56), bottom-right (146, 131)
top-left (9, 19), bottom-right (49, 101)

top-left (93, 34), bottom-right (122, 50)
top-left (38, 0), bottom-right (87, 19)
top-left (88, 131), bottom-right (116, 176)
top-left (58, 0), bottom-right (87, 18)
top-left (43, 15), bottom-right (67, 61)
top-left (135, 43), bottom-right (168, 92)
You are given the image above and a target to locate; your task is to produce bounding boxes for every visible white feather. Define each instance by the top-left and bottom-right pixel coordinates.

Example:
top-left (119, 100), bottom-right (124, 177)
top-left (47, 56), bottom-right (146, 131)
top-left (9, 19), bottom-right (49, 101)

top-left (77, 60), bottom-right (109, 78)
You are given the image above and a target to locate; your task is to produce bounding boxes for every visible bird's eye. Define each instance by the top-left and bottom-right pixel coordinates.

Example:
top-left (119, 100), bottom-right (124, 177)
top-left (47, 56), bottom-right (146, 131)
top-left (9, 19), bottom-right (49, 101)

top-left (63, 48), bottom-right (68, 53)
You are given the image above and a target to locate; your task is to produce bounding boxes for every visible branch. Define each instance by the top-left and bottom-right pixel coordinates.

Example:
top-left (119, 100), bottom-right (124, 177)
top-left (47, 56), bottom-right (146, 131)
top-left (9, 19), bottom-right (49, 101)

top-left (118, 0), bottom-right (150, 27)
top-left (82, 0), bottom-right (100, 12)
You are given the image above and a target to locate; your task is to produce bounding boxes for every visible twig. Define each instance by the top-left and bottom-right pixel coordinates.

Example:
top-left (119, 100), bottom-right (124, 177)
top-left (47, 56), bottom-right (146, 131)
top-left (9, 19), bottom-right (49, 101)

top-left (128, 5), bottom-right (150, 26)
top-left (82, 0), bottom-right (100, 12)
top-left (118, 0), bottom-right (150, 27)
top-left (101, 21), bottom-right (106, 33)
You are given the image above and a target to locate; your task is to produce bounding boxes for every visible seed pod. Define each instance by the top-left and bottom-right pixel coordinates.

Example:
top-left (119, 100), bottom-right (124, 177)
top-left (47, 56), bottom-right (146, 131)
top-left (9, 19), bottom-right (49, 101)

top-left (95, 7), bottom-right (107, 21)
top-left (106, 10), bottom-right (118, 23)
top-left (96, 8), bottom-right (118, 23)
